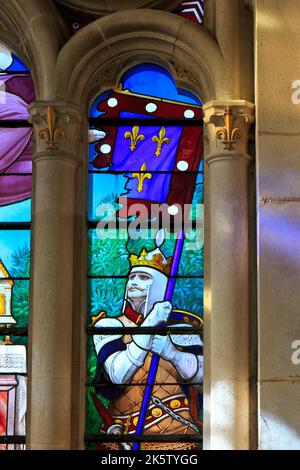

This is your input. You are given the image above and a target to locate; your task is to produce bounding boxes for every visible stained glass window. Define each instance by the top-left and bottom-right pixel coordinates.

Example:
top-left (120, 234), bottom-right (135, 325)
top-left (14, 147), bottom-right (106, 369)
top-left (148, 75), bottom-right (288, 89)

top-left (0, 44), bottom-right (34, 450)
top-left (174, 1), bottom-right (205, 25)
top-left (86, 64), bottom-right (203, 450)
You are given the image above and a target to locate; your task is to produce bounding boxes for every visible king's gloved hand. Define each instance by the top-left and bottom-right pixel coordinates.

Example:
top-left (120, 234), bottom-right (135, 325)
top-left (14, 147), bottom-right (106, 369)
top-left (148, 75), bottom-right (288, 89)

top-left (142, 301), bottom-right (172, 327)
top-left (151, 334), bottom-right (178, 362)
top-left (132, 301), bottom-right (172, 353)
top-left (150, 334), bottom-right (200, 381)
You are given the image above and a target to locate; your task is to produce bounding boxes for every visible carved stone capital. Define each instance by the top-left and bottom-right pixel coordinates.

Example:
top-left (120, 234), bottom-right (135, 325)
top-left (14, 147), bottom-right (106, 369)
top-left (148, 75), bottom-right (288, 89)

top-left (29, 101), bottom-right (86, 164)
top-left (203, 100), bottom-right (255, 163)
top-left (168, 60), bottom-right (199, 89)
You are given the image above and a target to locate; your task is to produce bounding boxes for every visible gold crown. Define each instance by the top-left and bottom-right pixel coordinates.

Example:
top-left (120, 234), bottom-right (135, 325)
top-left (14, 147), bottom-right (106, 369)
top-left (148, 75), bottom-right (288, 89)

top-left (129, 248), bottom-right (172, 275)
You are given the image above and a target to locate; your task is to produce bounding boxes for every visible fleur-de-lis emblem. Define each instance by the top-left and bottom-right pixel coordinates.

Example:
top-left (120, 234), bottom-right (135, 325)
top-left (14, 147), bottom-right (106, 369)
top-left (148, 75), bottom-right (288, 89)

top-left (152, 126), bottom-right (170, 157)
top-left (132, 162), bottom-right (152, 193)
top-left (124, 126), bottom-right (145, 151)
top-left (216, 106), bottom-right (243, 151)
top-left (39, 106), bottom-right (65, 150)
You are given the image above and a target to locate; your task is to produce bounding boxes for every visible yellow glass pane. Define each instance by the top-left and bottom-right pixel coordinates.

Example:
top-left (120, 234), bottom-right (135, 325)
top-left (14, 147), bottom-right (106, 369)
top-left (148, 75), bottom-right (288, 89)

top-left (0, 293), bottom-right (5, 315)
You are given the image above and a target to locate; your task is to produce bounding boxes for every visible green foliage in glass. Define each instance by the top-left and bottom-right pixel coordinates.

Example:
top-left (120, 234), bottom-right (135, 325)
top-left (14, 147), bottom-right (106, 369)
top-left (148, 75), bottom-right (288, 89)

top-left (88, 231), bottom-right (203, 277)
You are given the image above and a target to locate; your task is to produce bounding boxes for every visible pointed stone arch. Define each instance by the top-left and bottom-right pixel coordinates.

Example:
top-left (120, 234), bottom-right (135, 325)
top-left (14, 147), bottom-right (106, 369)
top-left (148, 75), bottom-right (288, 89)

top-left (56, 9), bottom-right (226, 107)
top-left (0, 0), bottom-right (68, 98)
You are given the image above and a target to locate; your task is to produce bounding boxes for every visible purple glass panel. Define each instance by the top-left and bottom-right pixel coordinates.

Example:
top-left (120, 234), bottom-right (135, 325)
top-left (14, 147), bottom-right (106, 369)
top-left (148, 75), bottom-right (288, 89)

top-left (0, 75), bottom-right (34, 121)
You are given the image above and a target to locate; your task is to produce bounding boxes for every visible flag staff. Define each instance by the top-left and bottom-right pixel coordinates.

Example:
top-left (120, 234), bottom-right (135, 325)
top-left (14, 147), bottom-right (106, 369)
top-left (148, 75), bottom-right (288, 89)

top-left (133, 229), bottom-right (185, 450)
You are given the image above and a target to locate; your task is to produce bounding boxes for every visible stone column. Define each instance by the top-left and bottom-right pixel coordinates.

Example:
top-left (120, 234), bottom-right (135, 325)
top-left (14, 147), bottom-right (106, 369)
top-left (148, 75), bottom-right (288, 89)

top-left (27, 102), bottom-right (86, 449)
top-left (203, 101), bottom-right (254, 450)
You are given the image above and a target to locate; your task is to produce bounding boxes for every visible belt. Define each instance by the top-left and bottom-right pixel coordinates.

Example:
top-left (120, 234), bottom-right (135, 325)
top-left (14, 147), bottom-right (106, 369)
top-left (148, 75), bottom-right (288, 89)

top-left (102, 394), bottom-right (190, 434)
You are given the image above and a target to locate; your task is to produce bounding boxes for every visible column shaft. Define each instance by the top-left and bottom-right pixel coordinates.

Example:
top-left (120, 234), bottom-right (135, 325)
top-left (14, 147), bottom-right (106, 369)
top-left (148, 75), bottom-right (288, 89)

top-left (209, 154), bottom-right (250, 449)
top-left (27, 103), bottom-right (85, 449)
top-left (203, 101), bottom-right (254, 449)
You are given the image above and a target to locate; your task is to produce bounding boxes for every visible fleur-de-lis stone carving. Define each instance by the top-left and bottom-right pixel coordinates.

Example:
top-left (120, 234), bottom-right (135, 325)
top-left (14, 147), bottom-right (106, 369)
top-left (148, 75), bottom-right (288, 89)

top-left (215, 106), bottom-right (244, 151)
top-left (39, 106), bottom-right (65, 150)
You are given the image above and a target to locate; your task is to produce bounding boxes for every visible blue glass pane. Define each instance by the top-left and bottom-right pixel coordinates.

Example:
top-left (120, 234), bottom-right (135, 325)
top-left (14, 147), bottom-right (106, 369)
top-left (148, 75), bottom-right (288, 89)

top-left (0, 46), bottom-right (29, 72)
top-left (7, 54), bottom-right (29, 72)
top-left (0, 198), bottom-right (31, 223)
top-left (90, 91), bottom-right (111, 118)
top-left (0, 230), bottom-right (30, 278)
top-left (88, 173), bottom-right (124, 220)
top-left (193, 179), bottom-right (204, 201)
top-left (119, 111), bottom-right (153, 119)
top-left (122, 64), bottom-right (201, 104)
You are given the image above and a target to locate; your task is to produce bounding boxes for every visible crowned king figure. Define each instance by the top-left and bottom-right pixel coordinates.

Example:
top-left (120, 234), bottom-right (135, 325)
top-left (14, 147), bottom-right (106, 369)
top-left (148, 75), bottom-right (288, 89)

top-left (92, 230), bottom-right (203, 450)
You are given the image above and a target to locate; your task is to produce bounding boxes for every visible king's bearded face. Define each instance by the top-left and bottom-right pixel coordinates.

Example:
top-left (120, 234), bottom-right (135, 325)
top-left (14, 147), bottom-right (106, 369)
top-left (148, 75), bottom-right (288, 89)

top-left (127, 271), bottom-right (153, 301)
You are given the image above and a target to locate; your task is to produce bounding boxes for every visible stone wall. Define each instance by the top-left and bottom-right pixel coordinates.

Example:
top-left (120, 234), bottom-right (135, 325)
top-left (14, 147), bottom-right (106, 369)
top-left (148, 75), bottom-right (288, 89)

top-left (256, 0), bottom-right (300, 450)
